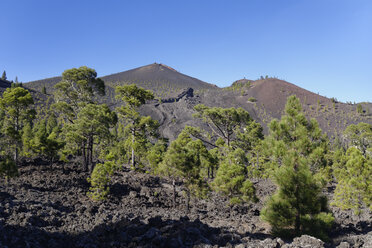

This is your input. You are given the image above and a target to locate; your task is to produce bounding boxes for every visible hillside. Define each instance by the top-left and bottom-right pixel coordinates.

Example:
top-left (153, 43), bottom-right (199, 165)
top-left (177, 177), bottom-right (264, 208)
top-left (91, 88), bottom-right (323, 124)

top-left (0, 79), bottom-right (11, 94)
top-left (25, 63), bottom-right (217, 98)
top-left (225, 78), bottom-right (372, 136)
top-left (25, 76), bottom-right (62, 95)
top-left (102, 63), bottom-right (218, 98)
top-left (2, 66), bottom-right (372, 248)
top-left (0, 78), bottom-right (49, 106)
top-left (23, 65), bottom-right (372, 141)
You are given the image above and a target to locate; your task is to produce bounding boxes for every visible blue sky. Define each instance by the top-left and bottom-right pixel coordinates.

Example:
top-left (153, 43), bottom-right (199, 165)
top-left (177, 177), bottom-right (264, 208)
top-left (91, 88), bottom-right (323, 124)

top-left (1, 0), bottom-right (371, 103)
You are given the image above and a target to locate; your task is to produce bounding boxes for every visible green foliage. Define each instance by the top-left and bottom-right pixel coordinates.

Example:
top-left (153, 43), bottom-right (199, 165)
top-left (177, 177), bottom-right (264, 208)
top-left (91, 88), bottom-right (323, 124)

top-left (64, 103), bottom-right (117, 171)
top-left (51, 67), bottom-right (117, 170)
top-left (1, 71), bottom-right (6, 80)
top-left (87, 161), bottom-right (117, 201)
top-left (42, 86), bottom-right (47, 94)
top-left (115, 84), bottom-right (158, 169)
top-left (193, 104), bottom-right (251, 147)
top-left (343, 122), bottom-right (372, 154)
top-left (356, 104), bottom-right (363, 115)
top-left (232, 120), bottom-right (264, 152)
top-left (53, 66), bottom-right (105, 122)
top-left (115, 84), bottom-right (154, 108)
top-left (260, 96), bottom-right (333, 240)
top-left (0, 155), bottom-right (18, 182)
top-left (212, 148), bottom-right (257, 204)
top-left (332, 147), bottom-right (372, 213)
top-left (21, 122), bottom-right (34, 157)
top-left (262, 95), bottom-right (330, 174)
top-left (260, 151), bottom-right (333, 240)
top-left (158, 130), bottom-right (210, 209)
top-left (247, 97), bottom-right (256, 102)
top-left (146, 138), bottom-right (168, 172)
top-left (0, 87), bottom-right (35, 164)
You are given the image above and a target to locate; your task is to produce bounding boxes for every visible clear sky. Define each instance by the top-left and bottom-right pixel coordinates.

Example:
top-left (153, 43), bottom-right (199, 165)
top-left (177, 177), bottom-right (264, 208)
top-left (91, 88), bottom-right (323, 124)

top-left (1, 0), bottom-right (371, 103)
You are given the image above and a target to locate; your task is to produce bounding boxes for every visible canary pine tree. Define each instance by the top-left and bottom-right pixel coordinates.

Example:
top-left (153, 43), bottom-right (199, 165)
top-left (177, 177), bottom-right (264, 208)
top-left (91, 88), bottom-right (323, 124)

top-left (53, 66), bottom-right (108, 171)
top-left (212, 147), bottom-right (257, 204)
top-left (332, 147), bottom-right (371, 213)
top-left (87, 160), bottom-right (117, 201)
top-left (260, 95), bottom-right (333, 240)
top-left (0, 87), bottom-right (35, 166)
top-left (0, 155), bottom-right (18, 183)
top-left (157, 130), bottom-right (209, 210)
top-left (193, 105), bottom-right (251, 147)
top-left (343, 122), bottom-right (372, 155)
top-left (65, 103), bottom-right (117, 172)
top-left (115, 84), bottom-right (158, 169)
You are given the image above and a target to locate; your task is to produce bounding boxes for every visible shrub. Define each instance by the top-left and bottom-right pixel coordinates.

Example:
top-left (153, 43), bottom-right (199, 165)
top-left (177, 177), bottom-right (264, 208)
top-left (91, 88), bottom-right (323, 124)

top-left (248, 97), bottom-right (257, 102)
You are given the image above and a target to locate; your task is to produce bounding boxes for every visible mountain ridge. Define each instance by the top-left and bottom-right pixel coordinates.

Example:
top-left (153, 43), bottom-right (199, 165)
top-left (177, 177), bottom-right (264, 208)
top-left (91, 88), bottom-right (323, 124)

top-left (15, 64), bottom-right (372, 140)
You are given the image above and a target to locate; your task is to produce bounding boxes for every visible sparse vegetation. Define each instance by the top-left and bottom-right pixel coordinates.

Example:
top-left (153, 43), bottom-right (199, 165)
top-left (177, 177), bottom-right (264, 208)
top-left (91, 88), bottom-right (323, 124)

top-left (0, 65), bottom-right (371, 247)
top-left (248, 97), bottom-right (256, 102)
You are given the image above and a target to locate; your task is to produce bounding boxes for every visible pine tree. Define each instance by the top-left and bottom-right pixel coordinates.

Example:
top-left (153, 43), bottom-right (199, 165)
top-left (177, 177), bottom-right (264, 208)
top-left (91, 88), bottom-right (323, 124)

top-left (356, 104), bottom-right (363, 115)
top-left (87, 160), bottom-right (117, 201)
top-left (53, 66), bottom-right (105, 122)
top-left (1, 71), bottom-right (6, 80)
top-left (22, 122), bottom-right (34, 157)
top-left (332, 147), bottom-right (371, 213)
top-left (64, 103), bottom-right (117, 172)
top-left (115, 84), bottom-right (158, 169)
top-left (260, 95), bottom-right (333, 240)
top-left (193, 105), bottom-right (251, 147)
top-left (158, 130), bottom-right (210, 210)
top-left (52, 66), bottom-right (107, 170)
top-left (262, 95), bottom-right (330, 175)
top-left (146, 138), bottom-right (168, 173)
top-left (0, 87), bottom-right (35, 166)
top-left (0, 155), bottom-right (18, 184)
top-left (343, 122), bottom-right (372, 155)
top-left (212, 148), bottom-right (257, 204)
top-left (261, 151), bottom-right (333, 239)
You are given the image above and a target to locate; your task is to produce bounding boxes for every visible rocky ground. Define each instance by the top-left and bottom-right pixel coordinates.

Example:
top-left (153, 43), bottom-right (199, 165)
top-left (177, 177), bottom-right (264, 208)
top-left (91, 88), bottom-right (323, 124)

top-left (0, 162), bottom-right (371, 248)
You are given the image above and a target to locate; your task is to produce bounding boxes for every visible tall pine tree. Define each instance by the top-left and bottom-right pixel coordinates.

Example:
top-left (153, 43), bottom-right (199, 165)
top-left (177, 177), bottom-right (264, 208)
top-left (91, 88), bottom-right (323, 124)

top-left (157, 129), bottom-right (210, 210)
top-left (115, 84), bottom-right (158, 169)
top-left (0, 87), bottom-right (35, 166)
top-left (260, 95), bottom-right (333, 240)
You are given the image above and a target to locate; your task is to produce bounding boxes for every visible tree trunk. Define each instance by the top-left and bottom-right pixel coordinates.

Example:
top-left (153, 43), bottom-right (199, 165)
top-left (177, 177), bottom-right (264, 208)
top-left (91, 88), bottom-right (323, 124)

top-left (172, 179), bottom-right (176, 208)
top-left (186, 189), bottom-right (190, 213)
top-left (15, 116), bottom-right (19, 167)
top-left (88, 136), bottom-right (93, 172)
top-left (294, 162), bottom-right (301, 235)
top-left (82, 142), bottom-right (88, 172)
top-left (131, 129), bottom-right (135, 169)
top-left (14, 146), bottom-right (18, 167)
top-left (295, 210), bottom-right (301, 236)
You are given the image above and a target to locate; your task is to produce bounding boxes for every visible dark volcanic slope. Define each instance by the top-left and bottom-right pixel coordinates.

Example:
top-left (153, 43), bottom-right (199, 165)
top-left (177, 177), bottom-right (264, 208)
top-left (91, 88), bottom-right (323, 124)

top-left (0, 78), bottom-right (48, 106)
top-left (25, 76), bottom-right (62, 94)
top-left (245, 79), bottom-right (330, 119)
top-left (102, 63), bottom-right (218, 98)
top-left (25, 63), bottom-right (217, 98)
top-left (214, 78), bottom-right (372, 137)
top-left (23, 65), bottom-right (372, 141)
top-left (0, 79), bottom-right (11, 93)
